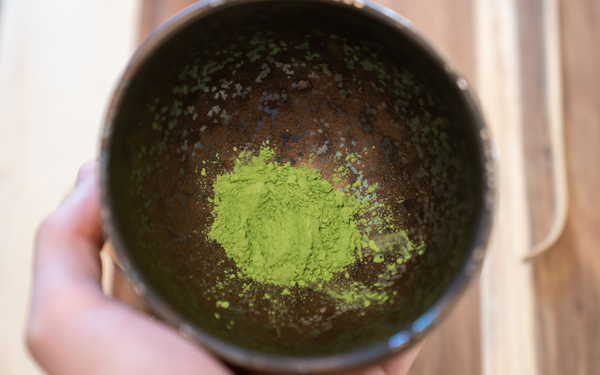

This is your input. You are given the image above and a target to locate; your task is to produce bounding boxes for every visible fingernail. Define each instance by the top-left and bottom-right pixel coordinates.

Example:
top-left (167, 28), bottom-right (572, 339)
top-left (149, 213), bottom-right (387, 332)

top-left (76, 164), bottom-right (93, 186)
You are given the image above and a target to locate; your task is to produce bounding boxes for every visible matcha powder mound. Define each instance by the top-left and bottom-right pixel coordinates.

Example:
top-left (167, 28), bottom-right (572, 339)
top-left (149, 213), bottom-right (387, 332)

top-left (208, 147), bottom-right (362, 286)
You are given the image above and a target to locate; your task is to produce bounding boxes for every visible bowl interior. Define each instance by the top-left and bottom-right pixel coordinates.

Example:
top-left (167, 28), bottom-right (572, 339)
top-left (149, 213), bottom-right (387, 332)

top-left (105, 1), bottom-right (484, 358)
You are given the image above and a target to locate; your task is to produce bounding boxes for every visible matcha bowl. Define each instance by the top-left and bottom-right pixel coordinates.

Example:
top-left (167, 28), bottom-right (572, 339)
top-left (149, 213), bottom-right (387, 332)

top-left (100, 0), bottom-right (496, 372)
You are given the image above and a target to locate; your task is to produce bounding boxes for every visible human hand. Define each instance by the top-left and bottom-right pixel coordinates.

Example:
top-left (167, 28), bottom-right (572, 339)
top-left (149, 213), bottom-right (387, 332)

top-left (26, 161), bottom-right (423, 375)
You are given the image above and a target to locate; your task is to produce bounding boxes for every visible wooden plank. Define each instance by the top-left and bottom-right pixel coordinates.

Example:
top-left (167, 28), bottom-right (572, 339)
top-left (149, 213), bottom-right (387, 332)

top-left (474, 0), bottom-right (539, 374)
top-left (518, 0), bottom-right (554, 244)
top-left (139, 0), bottom-right (199, 42)
top-left (377, 0), bottom-right (475, 84)
top-left (532, 0), bottom-right (600, 373)
top-left (0, 1), bottom-right (141, 374)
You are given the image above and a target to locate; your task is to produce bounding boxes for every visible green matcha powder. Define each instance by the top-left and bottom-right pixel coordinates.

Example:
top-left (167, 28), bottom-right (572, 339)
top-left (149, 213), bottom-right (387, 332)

top-left (208, 146), bottom-right (362, 286)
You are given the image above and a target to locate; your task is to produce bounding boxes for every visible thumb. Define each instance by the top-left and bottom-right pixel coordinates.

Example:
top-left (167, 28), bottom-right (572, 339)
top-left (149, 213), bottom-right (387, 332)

top-left (34, 161), bottom-right (104, 288)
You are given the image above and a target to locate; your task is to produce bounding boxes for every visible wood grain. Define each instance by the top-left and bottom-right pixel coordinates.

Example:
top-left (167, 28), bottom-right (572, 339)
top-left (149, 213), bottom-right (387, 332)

top-left (139, 0), bottom-right (199, 42)
top-left (518, 0), bottom-right (554, 244)
top-left (532, 0), bottom-right (600, 373)
top-left (475, 0), bottom-right (539, 374)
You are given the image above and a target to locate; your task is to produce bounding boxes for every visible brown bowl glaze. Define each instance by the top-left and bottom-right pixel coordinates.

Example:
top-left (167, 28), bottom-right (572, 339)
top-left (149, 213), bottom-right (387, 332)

top-left (100, 0), bottom-right (496, 373)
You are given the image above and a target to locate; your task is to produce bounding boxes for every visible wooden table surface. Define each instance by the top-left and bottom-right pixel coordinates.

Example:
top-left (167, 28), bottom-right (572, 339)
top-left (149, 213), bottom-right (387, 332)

top-left (532, 0), bottom-right (600, 372)
top-left (0, 0), bottom-right (598, 374)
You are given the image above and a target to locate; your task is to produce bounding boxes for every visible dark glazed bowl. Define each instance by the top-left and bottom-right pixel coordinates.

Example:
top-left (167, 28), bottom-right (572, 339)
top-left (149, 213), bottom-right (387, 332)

top-left (100, 0), bottom-right (496, 373)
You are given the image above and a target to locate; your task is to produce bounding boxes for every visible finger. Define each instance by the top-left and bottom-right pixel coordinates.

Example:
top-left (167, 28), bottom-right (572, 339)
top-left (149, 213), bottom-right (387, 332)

top-left (29, 161), bottom-right (106, 340)
top-left (34, 161), bottom-right (104, 287)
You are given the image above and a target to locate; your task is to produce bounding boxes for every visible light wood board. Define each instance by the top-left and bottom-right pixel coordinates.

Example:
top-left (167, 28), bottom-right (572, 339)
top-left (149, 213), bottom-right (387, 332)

top-left (0, 1), bottom-right (141, 374)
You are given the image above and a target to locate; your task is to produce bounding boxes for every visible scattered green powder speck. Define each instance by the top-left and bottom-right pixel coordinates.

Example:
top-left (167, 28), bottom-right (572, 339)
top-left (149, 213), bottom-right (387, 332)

top-left (202, 143), bottom-right (424, 316)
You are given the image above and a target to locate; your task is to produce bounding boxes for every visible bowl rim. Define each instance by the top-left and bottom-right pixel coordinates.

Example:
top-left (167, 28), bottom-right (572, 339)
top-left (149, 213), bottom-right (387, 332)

top-left (99, 0), bottom-right (498, 372)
